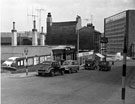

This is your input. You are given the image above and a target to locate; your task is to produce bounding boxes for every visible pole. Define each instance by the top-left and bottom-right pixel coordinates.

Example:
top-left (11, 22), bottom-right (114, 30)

top-left (24, 48), bottom-right (28, 76)
top-left (77, 29), bottom-right (80, 69)
top-left (36, 8), bottom-right (45, 32)
top-left (122, 28), bottom-right (127, 104)
top-left (26, 54), bottom-right (28, 76)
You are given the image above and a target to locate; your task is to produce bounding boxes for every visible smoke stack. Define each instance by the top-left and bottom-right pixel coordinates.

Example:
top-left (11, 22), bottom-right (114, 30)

top-left (76, 15), bottom-right (82, 31)
top-left (32, 20), bottom-right (38, 46)
top-left (40, 26), bottom-right (45, 46)
top-left (47, 12), bottom-right (52, 34)
top-left (11, 22), bottom-right (17, 46)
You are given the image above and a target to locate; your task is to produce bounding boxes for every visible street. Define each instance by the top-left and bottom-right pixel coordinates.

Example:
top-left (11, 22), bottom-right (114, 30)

top-left (1, 61), bottom-right (135, 104)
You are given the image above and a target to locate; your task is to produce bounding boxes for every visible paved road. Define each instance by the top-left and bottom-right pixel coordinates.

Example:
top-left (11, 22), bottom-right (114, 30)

top-left (1, 61), bottom-right (135, 104)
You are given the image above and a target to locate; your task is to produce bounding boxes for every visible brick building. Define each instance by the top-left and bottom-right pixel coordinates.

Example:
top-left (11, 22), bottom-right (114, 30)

top-left (79, 23), bottom-right (101, 52)
top-left (46, 13), bottom-right (81, 47)
top-left (46, 13), bottom-right (101, 52)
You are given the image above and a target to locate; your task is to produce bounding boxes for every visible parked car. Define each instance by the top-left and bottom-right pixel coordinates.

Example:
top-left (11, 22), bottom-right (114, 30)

top-left (61, 60), bottom-right (79, 73)
top-left (84, 59), bottom-right (97, 70)
top-left (37, 61), bottom-right (64, 76)
top-left (98, 61), bottom-right (111, 71)
top-left (2, 57), bottom-right (19, 69)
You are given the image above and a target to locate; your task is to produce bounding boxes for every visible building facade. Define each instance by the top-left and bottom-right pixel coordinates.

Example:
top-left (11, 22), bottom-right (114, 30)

top-left (46, 13), bottom-right (101, 52)
top-left (79, 23), bottom-right (101, 52)
top-left (46, 13), bottom-right (81, 47)
top-left (104, 10), bottom-right (135, 55)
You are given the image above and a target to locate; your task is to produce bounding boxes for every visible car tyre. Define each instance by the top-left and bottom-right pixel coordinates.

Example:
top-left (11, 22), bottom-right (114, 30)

top-left (61, 70), bottom-right (64, 75)
top-left (38, 73), bottom-right (42, 76)
top-left (68, 69), bottom-right (72, 74)
top-left (50, 70), bottom-right (55, 77)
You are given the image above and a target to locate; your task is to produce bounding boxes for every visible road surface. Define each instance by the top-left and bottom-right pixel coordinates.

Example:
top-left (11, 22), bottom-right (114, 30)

top-left (1, 61), bottom-right (135, 104)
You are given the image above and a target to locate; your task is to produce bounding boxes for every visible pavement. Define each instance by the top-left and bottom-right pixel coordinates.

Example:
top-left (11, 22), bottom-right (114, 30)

top-left (1, 71), bottom-right (37, 78)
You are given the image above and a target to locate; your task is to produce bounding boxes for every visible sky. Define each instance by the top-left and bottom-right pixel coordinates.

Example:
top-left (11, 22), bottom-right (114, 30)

top-left (0, 0), bottom-right (135, 33)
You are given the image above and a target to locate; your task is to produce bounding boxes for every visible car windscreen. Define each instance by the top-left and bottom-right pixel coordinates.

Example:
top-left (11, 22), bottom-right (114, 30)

top-left (62, 61), bottom-right (71, 65)
top-left (99, 62), bottom-right (108, 65)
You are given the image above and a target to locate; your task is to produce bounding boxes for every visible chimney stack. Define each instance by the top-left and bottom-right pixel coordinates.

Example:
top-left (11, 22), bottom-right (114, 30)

top-left (40, 26), bottom-right (45, 46)
top-left (11, 22), bottom-right (17, 46)
top-left (46, 13), bottom-right (52, 34)
top-left (32, 20), bottom-right (38, 46)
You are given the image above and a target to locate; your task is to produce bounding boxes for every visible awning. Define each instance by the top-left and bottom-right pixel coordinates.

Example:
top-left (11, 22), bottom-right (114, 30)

top-left (96, 53), bottom-right (105, 58)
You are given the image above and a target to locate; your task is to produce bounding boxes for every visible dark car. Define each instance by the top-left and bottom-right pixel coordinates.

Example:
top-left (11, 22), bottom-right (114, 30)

top-left (61, 60), bottom-right (79, 73)
top-left (84, 59), bottom-right (97, 70)
top-left (37, 61), bottom-right (64, 76)
top-left (98, 61), bottom-right (111, 71)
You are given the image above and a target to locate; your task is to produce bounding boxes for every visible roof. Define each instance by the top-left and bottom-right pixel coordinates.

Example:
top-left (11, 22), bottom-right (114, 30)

top-left (52, 21), bottom-right (77, 26)
top-left (80, 26), bottom-right (101, 34)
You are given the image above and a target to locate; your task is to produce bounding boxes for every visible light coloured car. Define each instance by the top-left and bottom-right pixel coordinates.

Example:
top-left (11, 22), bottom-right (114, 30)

top-left (61, 60), bottom-right (79, 73)
top-left (2, 57), bottom-right (19, 68)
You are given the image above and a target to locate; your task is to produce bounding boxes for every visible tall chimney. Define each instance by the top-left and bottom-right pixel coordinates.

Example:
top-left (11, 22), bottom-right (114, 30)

top-left (11, 22), bottom-right (17, 46)
top-left (40, 26), bottom-right (45, 46)
top-left (32, 20), bottom-right (38, 46)
top-left (46, 13), bottom-right (52, 34)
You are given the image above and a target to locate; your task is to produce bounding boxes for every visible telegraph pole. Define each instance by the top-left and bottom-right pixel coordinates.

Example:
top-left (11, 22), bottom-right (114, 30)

top-left (122, 25), bottom-right (127, 104)
top-left (36, 8), bottom-right (45, 32)
top-left (27, 14), bottom-right (38, 21)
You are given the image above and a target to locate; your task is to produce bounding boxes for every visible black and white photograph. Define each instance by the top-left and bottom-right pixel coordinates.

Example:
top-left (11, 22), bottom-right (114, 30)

top-left (1, 0), bottom-right (135, 104)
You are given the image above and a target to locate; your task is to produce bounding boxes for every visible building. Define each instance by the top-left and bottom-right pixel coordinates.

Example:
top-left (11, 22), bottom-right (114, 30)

top-left (46, 13), bottom-right (101, 52)
top-left (46, 13), bottom-right (81, 47)
top-left (79, 23), bottom-right (101, 52)
top-left (104, 10), bottom-right (135, 55)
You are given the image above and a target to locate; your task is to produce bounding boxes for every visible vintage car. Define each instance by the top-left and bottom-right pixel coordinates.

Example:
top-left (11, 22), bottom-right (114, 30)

top-left (61, 60), bottom-right (79, 73)
top-left (84, 59), bottom-right (97, 70)
top-left (37, 61), bottom-right (65, 76)
top-left (2, 57), bottom-right (19, 70)
top-left (98, 61), bottom-right (111, 71)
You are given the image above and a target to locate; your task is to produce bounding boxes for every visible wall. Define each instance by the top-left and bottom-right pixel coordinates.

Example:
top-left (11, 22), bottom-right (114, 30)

top-left (128, 10), bottom-right (135, 48)
top-left (1, 45), bottom-right (52, 61)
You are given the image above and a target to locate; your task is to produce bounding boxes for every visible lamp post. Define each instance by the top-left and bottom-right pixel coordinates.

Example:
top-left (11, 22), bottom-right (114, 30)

top-left (24, 48), bottom-right (28, 76)
top-left (77, 29), bottom-right (80, 68)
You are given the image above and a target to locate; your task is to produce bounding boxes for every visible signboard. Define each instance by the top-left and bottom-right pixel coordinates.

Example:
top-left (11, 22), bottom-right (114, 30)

top-left (24, 48), bottom-right (28, 55)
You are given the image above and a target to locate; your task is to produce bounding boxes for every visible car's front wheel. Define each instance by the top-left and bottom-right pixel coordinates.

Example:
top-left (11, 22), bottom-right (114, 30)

top-left (38, 73), bottom-right (42, 76)
top-left (50, 70), bottom-right (55, 77)
top-left (61, 70), bottom-right (65, 75)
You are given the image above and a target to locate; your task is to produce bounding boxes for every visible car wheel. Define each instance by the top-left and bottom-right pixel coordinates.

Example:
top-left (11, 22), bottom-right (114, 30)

top-left (68, 69), bottom-right (72, 74)
top-left (75, 69), bottom-right (78, 73)
top-left (38, 73), bottom-right (42, 76)
top-left (61, 70), bottom-right (64, 75)
top-left (50, 70), bottom-right (55, 77)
